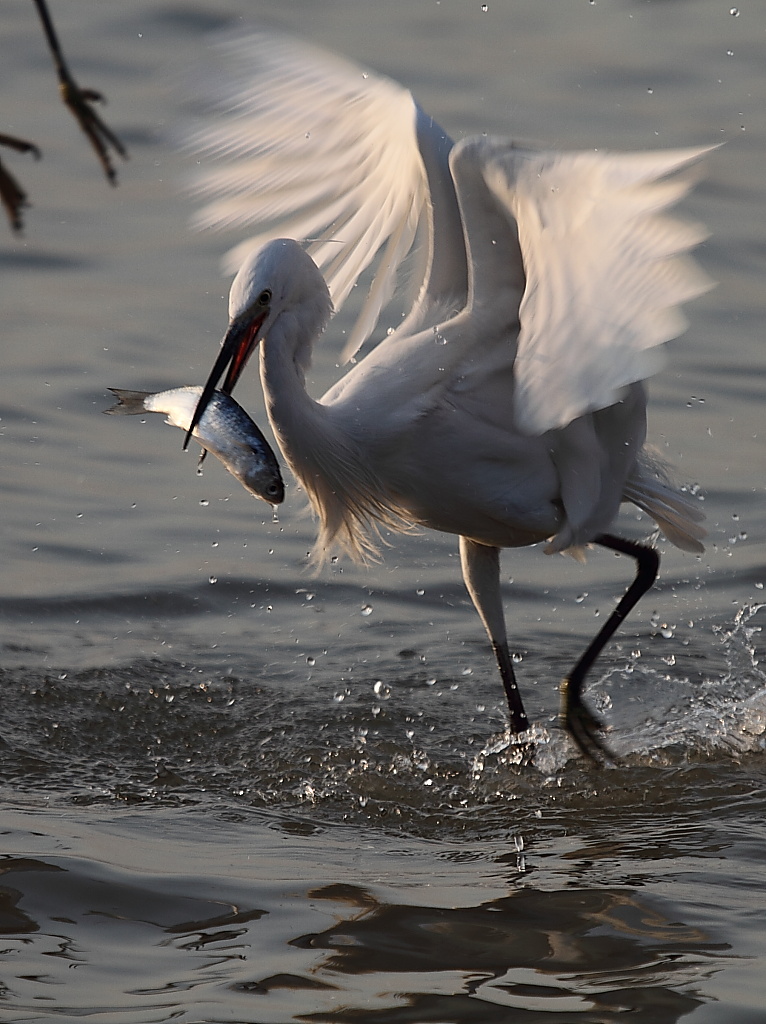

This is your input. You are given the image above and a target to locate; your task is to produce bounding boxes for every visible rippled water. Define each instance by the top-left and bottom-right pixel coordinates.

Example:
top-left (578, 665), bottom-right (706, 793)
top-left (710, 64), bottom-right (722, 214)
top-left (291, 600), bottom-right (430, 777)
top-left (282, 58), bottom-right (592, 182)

top-left (2, 0), bottom-right (765, 1020)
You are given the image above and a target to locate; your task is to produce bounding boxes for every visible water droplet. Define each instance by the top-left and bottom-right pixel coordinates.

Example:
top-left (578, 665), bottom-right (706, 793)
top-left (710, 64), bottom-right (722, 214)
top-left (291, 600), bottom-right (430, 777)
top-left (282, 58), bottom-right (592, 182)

top-left (481, 3), bottom-right (488, 10)
top-left (333, 692), bottom-right (346, 703)
top-left (462, 667), bottom-right (473, 676)
top-left (647, 87), bottom-right (654, 95)
top-left (360, 603), bottom-right (373, 616)
top-left (416, 588), bottom-right (425, 596)
top-left (306, 656), bottom-right (316, 666)
top-left (426, 678), bottom-right (437, 686)
top-left (575, 592), bottom-right (588, 604)
top-left (512, 652), bottom-right (523, 664)
top-left (729, 6), bottom-right (739, 16)
top-left (199, 498), bottom-right (209, 507)
top-left (660, 626), bottom-right (674, 639)
top-left (208, 575), bottom-right (217, 585)
top-left (211, 541), bottom-right (219, 548)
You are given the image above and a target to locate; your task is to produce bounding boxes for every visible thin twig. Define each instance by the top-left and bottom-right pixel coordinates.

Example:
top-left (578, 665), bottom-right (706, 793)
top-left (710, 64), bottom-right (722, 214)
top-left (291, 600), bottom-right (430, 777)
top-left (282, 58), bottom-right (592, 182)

top-left (0, 134), bottom-right (40, 233)
top-left (32, 0), bottom-right (128, 185)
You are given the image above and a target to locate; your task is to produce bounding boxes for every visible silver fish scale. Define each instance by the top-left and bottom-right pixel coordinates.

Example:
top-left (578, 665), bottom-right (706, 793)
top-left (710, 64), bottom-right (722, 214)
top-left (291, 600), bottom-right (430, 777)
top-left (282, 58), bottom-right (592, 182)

top-left (104, 386), bottom-right (284, 505)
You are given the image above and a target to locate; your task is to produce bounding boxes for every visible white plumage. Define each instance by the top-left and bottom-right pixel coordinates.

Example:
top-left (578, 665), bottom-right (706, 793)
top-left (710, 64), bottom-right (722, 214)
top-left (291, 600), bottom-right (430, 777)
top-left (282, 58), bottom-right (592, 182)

top-left (185, 31), bottom-right (712, 760)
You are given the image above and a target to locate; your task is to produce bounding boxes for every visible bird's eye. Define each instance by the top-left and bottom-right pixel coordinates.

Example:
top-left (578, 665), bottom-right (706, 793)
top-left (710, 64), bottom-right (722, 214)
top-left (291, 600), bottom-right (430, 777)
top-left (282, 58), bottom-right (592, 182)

top-left (257, 289), bottom-right (272, 307)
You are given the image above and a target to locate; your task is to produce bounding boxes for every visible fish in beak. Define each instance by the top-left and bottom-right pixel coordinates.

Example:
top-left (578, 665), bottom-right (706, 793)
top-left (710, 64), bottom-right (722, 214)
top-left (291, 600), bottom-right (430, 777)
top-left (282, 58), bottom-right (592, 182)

top-left (184, 308), bottom-right (269, 450)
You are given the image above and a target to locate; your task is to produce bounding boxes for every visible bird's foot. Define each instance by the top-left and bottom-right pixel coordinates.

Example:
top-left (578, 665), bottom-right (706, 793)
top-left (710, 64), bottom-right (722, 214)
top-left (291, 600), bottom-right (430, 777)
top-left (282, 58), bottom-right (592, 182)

top-left (507, 727), bottom-right (536, 761)
top-left (560, 677), bottom-right (618, 767)
top-left (59, 75), bottom-right (127, 185)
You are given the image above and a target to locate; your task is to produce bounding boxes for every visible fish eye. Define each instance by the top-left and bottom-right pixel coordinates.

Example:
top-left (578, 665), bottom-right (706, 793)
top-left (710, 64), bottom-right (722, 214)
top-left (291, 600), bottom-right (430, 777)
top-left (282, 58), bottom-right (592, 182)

top-left (257, 289), bottom-right (272, 307)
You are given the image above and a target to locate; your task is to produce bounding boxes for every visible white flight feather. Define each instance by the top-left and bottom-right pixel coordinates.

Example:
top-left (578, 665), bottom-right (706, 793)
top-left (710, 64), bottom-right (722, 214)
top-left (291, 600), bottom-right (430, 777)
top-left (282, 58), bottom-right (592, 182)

top-left (476, 142), bottom-right (715, 434)
top-left (182, 31), bottom-right (428, 359)
top-left (183, 30), bottom-right (713, 454)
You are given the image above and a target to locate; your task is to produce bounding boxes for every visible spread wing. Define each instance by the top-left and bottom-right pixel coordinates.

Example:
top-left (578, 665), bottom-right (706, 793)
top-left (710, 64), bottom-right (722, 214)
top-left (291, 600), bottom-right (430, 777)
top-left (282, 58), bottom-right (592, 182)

top-left (183, 31), bottom-right (713, 434)
top-left (182, 31), bottom-right (450, 358)
top-left (474, 141), bottom-right (715, 434)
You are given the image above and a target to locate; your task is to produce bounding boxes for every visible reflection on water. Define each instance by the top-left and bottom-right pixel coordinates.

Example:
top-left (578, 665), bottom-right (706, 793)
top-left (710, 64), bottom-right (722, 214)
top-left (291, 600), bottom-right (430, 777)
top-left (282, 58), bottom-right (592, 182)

top-left (290, 884), bottom-right (722, 1022)
top-left (0, 847), bottom-right (731, 1023)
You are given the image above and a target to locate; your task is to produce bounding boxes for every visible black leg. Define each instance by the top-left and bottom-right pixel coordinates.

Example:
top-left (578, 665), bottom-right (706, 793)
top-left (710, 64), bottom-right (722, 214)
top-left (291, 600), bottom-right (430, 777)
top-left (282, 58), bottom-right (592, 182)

top-left (560, 534), bottom-right (660, 765)
top-left (492, 640), bottom-right (530, 735)
top-left (458, 537), bottom-right (532, 740)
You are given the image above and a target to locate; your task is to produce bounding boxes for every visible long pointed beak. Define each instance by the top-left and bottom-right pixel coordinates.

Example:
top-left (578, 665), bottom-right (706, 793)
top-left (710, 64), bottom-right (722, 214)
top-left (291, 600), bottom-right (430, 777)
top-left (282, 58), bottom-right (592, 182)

top-left (184, 314), bottom-right (264, 449)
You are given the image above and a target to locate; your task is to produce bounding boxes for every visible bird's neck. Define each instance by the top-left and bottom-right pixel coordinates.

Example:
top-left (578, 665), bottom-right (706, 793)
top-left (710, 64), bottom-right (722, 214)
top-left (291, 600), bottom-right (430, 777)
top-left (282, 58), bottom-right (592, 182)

top-left (449, 140), bottom-right (525, 317)
top-left (259, 315), bottom-right (405, 566)
top-left (259, 310), bottom-right (323, 478)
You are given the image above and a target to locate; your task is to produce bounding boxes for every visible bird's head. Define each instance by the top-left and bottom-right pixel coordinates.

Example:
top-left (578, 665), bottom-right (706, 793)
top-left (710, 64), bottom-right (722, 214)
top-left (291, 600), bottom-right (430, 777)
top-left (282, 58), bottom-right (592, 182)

top-left (185, 238), bottom-right (332, 447)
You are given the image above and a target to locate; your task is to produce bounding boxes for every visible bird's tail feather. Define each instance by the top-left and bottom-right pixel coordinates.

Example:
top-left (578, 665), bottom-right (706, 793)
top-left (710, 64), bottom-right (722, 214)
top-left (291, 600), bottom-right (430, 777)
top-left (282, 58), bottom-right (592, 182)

top-left (624, 448), bottom-right (706, 553)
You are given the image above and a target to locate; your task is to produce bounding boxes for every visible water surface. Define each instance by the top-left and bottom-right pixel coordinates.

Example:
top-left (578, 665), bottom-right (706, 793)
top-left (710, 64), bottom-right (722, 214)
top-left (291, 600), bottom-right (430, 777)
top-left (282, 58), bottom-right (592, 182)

top-left (1, 1), bottom-right (765, 1020)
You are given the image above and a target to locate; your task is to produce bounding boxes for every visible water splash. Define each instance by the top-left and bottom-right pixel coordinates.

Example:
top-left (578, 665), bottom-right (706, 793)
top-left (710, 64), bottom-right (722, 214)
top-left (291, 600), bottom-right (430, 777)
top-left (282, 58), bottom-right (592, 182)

top-left (598, 604), bottom-right (765, 762)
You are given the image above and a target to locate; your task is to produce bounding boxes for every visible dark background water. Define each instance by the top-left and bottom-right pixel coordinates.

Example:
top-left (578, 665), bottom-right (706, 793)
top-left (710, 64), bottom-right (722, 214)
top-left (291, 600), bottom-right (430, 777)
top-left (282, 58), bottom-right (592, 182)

top-left (1, 1), bottom-right (765, 1020)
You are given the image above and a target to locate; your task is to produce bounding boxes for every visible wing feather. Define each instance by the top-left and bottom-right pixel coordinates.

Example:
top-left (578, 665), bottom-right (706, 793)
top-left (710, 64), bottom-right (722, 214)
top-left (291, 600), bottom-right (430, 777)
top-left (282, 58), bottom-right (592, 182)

top-left (183, 32), bottom-right (713, 427)
top-left (478, 143), bottom-right (715, 435)
top-left (181, 31), bottom-right (430, 356)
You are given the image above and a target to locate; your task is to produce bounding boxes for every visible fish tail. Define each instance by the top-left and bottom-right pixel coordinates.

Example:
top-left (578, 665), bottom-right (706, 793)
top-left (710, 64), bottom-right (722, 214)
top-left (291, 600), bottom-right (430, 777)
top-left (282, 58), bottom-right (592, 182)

top-left (103, 388), bottom-right (152, 415)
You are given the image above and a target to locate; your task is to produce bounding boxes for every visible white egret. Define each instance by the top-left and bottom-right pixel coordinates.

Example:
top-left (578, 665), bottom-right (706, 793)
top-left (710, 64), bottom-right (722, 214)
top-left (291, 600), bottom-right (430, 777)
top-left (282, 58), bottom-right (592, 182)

top-left (185, 33), bottom-right (710, 762)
